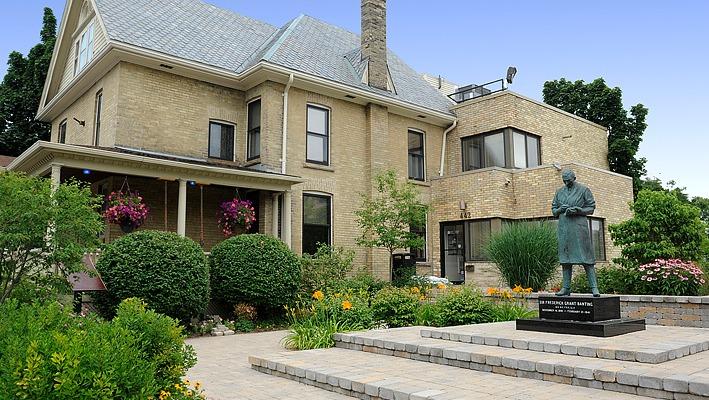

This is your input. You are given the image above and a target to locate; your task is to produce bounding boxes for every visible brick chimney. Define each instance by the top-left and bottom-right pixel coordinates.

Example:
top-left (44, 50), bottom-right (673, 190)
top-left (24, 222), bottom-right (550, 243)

top-left (361, 0), bottom-right (388, 91)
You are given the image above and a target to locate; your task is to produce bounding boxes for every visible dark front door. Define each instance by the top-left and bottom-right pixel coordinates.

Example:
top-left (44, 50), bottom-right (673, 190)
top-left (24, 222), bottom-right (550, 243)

top-left (441, 222), bottom-right (465, 283)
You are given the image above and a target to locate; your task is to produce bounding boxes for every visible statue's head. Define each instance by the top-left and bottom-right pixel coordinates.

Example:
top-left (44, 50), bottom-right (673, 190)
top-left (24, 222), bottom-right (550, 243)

top-left (561, 169), bottom-right (576, 188)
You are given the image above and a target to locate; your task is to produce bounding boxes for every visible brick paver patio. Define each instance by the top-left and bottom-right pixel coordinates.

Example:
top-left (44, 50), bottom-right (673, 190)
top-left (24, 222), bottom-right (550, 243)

top-left (187, 329), bottom-right (672, 399)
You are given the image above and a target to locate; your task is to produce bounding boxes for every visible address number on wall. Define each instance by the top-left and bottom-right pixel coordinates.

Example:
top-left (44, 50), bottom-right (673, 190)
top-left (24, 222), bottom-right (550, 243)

top-left (460, 211), bottom-right (471, 219)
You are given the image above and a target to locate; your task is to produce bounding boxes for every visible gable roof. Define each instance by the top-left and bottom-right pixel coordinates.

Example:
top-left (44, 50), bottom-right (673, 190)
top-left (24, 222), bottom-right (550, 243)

top-left (93, 0), bottom-right (454, 115)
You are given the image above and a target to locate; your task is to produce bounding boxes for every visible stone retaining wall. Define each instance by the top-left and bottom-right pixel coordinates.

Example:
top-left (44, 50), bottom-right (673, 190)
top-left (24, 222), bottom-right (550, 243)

top-left (482, 293), bottom-right (709, 328)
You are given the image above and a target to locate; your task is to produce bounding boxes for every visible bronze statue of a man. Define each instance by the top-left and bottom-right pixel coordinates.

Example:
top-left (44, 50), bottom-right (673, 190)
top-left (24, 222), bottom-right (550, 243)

top-left (551, 169), bottom-right (600, 297)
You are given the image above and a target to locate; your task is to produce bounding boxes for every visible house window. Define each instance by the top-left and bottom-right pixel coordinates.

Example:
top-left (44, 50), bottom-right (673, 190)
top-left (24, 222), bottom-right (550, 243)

top-left (94, 90), bottom-right (102, 146)
top-left (589, 217), bottom-right (606, 261)
top-left (462, 128), bottom-right (540, 171)
top-left (465, 219), bottom-right (492, 261)
top-left (208, 121), bottom-right (235, 160)
top-left (306, 105), bottom-right (329, 164)
top-left (247, 99), bottom-right (261, 160)
top-left (410, 223), bottom-right (426, 261)
top-left (408, 130), bottom-right (425, 181)
top-left (302, 193), bottom-right (331, 255)
top-left (58, 120), bottom-right (67, 144)
top-left (74, 23), bottom-right (94, 76)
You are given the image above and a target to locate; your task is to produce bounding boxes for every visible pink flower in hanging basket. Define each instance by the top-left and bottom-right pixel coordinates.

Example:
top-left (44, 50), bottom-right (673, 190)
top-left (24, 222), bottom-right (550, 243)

top-left (103, 190), bottom-right (150, 230)
top-left (217, 198), bottom-right (256, 237)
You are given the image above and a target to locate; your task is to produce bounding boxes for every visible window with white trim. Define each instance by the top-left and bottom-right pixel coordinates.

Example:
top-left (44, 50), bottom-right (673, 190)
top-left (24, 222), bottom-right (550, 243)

top-left (306, 105), bottom-right (329, 165)
top-left (74, 23), bottom-right (94, 76)
top-left (247, 99), bottom-right (261, 160)
top-left (408, 130), bottom-right (425, 181)
top-left (208, 121), bottom-right (235, 160)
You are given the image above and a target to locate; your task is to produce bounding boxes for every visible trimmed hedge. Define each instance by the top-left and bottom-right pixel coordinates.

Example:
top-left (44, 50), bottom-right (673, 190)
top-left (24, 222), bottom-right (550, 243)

top-left (95, 230), bottom-right (209, 322)
top-left (210, 234), bottom-right (300, 310)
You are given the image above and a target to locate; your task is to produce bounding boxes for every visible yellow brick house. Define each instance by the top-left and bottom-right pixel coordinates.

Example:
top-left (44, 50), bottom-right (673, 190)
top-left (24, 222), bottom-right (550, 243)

top-left (7, 0), bottom-right (632, 286)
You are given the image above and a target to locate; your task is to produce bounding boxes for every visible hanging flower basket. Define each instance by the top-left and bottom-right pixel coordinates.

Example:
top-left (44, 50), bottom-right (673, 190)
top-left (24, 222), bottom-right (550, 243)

top-left (103, 190), bottom-right (149, 232)
top-left (217, 198), bottom-right (256, 237)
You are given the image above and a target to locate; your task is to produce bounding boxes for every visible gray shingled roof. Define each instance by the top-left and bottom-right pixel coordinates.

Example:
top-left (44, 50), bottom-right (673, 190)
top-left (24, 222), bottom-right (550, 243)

top-left (94, 0), bottom-right (454, 115)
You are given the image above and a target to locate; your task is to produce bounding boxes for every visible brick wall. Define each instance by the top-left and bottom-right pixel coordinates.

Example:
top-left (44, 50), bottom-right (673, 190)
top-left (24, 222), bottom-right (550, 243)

top-left (51, 64), bottom-right (119, 147)
top-left (447, 91), bottom-right (609, 175)
top-left (430, 163), bottom-right (633, 287)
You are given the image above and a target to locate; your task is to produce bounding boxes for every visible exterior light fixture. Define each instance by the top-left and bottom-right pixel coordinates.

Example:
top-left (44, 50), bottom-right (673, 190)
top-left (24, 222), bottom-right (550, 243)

top-left (506, 66), bottom-right (517, 84)
top-left (73, 117), bottom-right (85, 127)
top-left (82, 169), bottom-right (91, 175)
top-left (459, 200), bottom-right (467, 210)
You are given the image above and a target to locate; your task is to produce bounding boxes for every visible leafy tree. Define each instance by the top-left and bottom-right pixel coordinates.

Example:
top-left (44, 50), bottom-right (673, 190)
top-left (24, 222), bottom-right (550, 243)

top-left (609, 189), bottom-right (707, 267)
top-left (0, 172), bottom-right (103, 303)
top-left (355, 169), bottom-right (428, 280)
top-left (543, 78), bottom-right (648, 195)
top-left (0, 8), bottom-right (56, 156)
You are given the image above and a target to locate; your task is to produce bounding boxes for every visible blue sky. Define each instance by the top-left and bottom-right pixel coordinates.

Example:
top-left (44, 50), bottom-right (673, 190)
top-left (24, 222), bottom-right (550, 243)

top-left (2, 1), bottom-right (707, 198)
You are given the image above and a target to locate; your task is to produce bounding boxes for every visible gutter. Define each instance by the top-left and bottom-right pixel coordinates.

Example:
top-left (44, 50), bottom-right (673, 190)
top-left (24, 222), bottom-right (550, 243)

top-left (281, 73), bottom-right (294, 174)
top-left (438, 119), bottom-right (457, 176)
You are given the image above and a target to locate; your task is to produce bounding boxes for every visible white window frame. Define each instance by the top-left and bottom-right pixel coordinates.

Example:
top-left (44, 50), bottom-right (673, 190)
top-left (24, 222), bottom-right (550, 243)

top-left (74, 23), bottom-right (94, 76)
top-left (305, 103), bottom-right (331, 166)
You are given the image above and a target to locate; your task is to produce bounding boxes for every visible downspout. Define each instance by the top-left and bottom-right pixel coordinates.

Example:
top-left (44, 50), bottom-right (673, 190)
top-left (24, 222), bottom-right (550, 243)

top-left (281, 74), bottom-right (294, 174)
top-left (438, 119), bottom-right (457, 176)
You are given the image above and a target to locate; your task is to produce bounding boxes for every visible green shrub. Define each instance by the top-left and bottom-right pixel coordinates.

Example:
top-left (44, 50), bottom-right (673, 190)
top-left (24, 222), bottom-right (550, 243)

top-left (210, 234), bottom-right (300, 311)
top-left (112, 298), bottom-right (197, 390)
top-left (571, 265), bottom-right (639, 294)
top-left (415, 302), bottom-right (441, 326)
top-left (490, 302), bottom-right (537, 321)
top-left (610, 190), bottom-right (707, 267)
top-left (95, 230), bottom-right (209, 322)
top-left (371, 287), bottom-right (419, 328)
top-left (300, 244), bottom-right (354, 294)
top-left (486, 221), bottom-right (559, 291)
top-left (0, 299), bottom-right (199, 399)
top-left (434, 287), bottom-right (494, 326)
top-left (326, 270), bottom-right (389, 301)
top-left (283, 291), bottom-right (372, 350)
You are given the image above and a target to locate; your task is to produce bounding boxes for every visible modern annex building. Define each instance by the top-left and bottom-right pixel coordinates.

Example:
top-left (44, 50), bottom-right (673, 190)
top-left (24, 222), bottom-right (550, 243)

top-left (8, 0), bottom-right (633, 286)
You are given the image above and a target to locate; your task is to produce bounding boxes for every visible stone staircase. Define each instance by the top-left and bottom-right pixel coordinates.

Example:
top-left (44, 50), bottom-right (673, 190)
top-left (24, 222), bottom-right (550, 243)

top-left (250, 322), bottom-right (709, 399)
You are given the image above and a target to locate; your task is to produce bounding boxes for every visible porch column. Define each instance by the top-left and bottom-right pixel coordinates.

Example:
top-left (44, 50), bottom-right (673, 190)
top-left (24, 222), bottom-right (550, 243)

top-left (50, 164), bottom-right (62, 192)
top-left (283, 190), bottom-right (292, 249)
top-left (271, 193), bottom-right (280, 238)
top-left (177, 179), bottom-right (187, 237)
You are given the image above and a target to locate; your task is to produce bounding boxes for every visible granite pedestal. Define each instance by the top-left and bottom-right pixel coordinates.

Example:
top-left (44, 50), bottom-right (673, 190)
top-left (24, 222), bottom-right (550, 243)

top-left (516, 295), bottom-right (645, 337)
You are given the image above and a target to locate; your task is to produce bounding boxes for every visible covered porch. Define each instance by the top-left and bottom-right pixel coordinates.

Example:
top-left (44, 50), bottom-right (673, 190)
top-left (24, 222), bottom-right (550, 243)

top-left (7, 142), bottom-right (303, 250)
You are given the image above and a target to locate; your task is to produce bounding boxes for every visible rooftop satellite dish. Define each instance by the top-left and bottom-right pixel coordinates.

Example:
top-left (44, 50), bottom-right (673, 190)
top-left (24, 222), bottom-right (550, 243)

top-left (506, 66), bottom-right (517, 84)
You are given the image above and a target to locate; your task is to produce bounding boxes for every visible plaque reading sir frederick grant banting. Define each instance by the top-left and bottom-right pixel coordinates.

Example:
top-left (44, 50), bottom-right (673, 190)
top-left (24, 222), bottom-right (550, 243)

top-left (538, 296), bottom-right (620, 322)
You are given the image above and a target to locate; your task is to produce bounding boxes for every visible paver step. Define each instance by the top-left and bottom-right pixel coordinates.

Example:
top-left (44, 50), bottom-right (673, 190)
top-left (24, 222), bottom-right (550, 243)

top-left (420, 322), bottom-right (709, 364)
top-left (249, 347), bottom-right (649, 400)
top-left (333, 326), bottom-right (709, 399)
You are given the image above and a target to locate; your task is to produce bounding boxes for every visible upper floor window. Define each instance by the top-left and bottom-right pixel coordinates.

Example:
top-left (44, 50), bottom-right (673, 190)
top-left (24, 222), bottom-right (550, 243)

top-left (208, 121), bottom-right (235, 160)
top-left (74, 23), bottom-right (94, 76)
top-left (94, 90), bottom-right (102, 146)
top-left (302, 193), bottom-right (331, 255)
top-left (408, 130), bottom-right (425, 181)
top-left (306, 105), bottom-right (329, 165)
top-left (247, 99), bottom-right (261, 160)
top-left (58, 119), bottom-right (67, 144)
top-left (462, 128), bottom-right (540, 171)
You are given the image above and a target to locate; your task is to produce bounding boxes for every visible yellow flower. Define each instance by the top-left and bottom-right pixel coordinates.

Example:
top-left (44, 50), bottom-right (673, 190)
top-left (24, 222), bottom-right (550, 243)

top-left (183, 378), bottom-right (191, 385)
top-left (486, 287), bottom-right (498, 296)
top-left (410, 286), bottom-right (420, 294)
top-left (334, 292), bottom-right (342, 298)
top-left (159, 390), bottom-right (170, 400)
top-left (512, 284), bottom-right (522, 293)
top-left (341, 300), bottom-right (352, 310)
top-left (524, 287), bottom-right (533, 294)
top-left (312, 290), bottom-right (324, 301)
top-left (187, 390), bottom-right (193, 396)
top-left (419, 295), bottom-right (425, 301)
top-left (174, 384), bottom-right (181, 390)
top-left (501, 290), bottom-right (512, 299)
top-left (436, 282), bottom-right (447, 290)
top-left (195, 382), bottom-right (202, 390)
